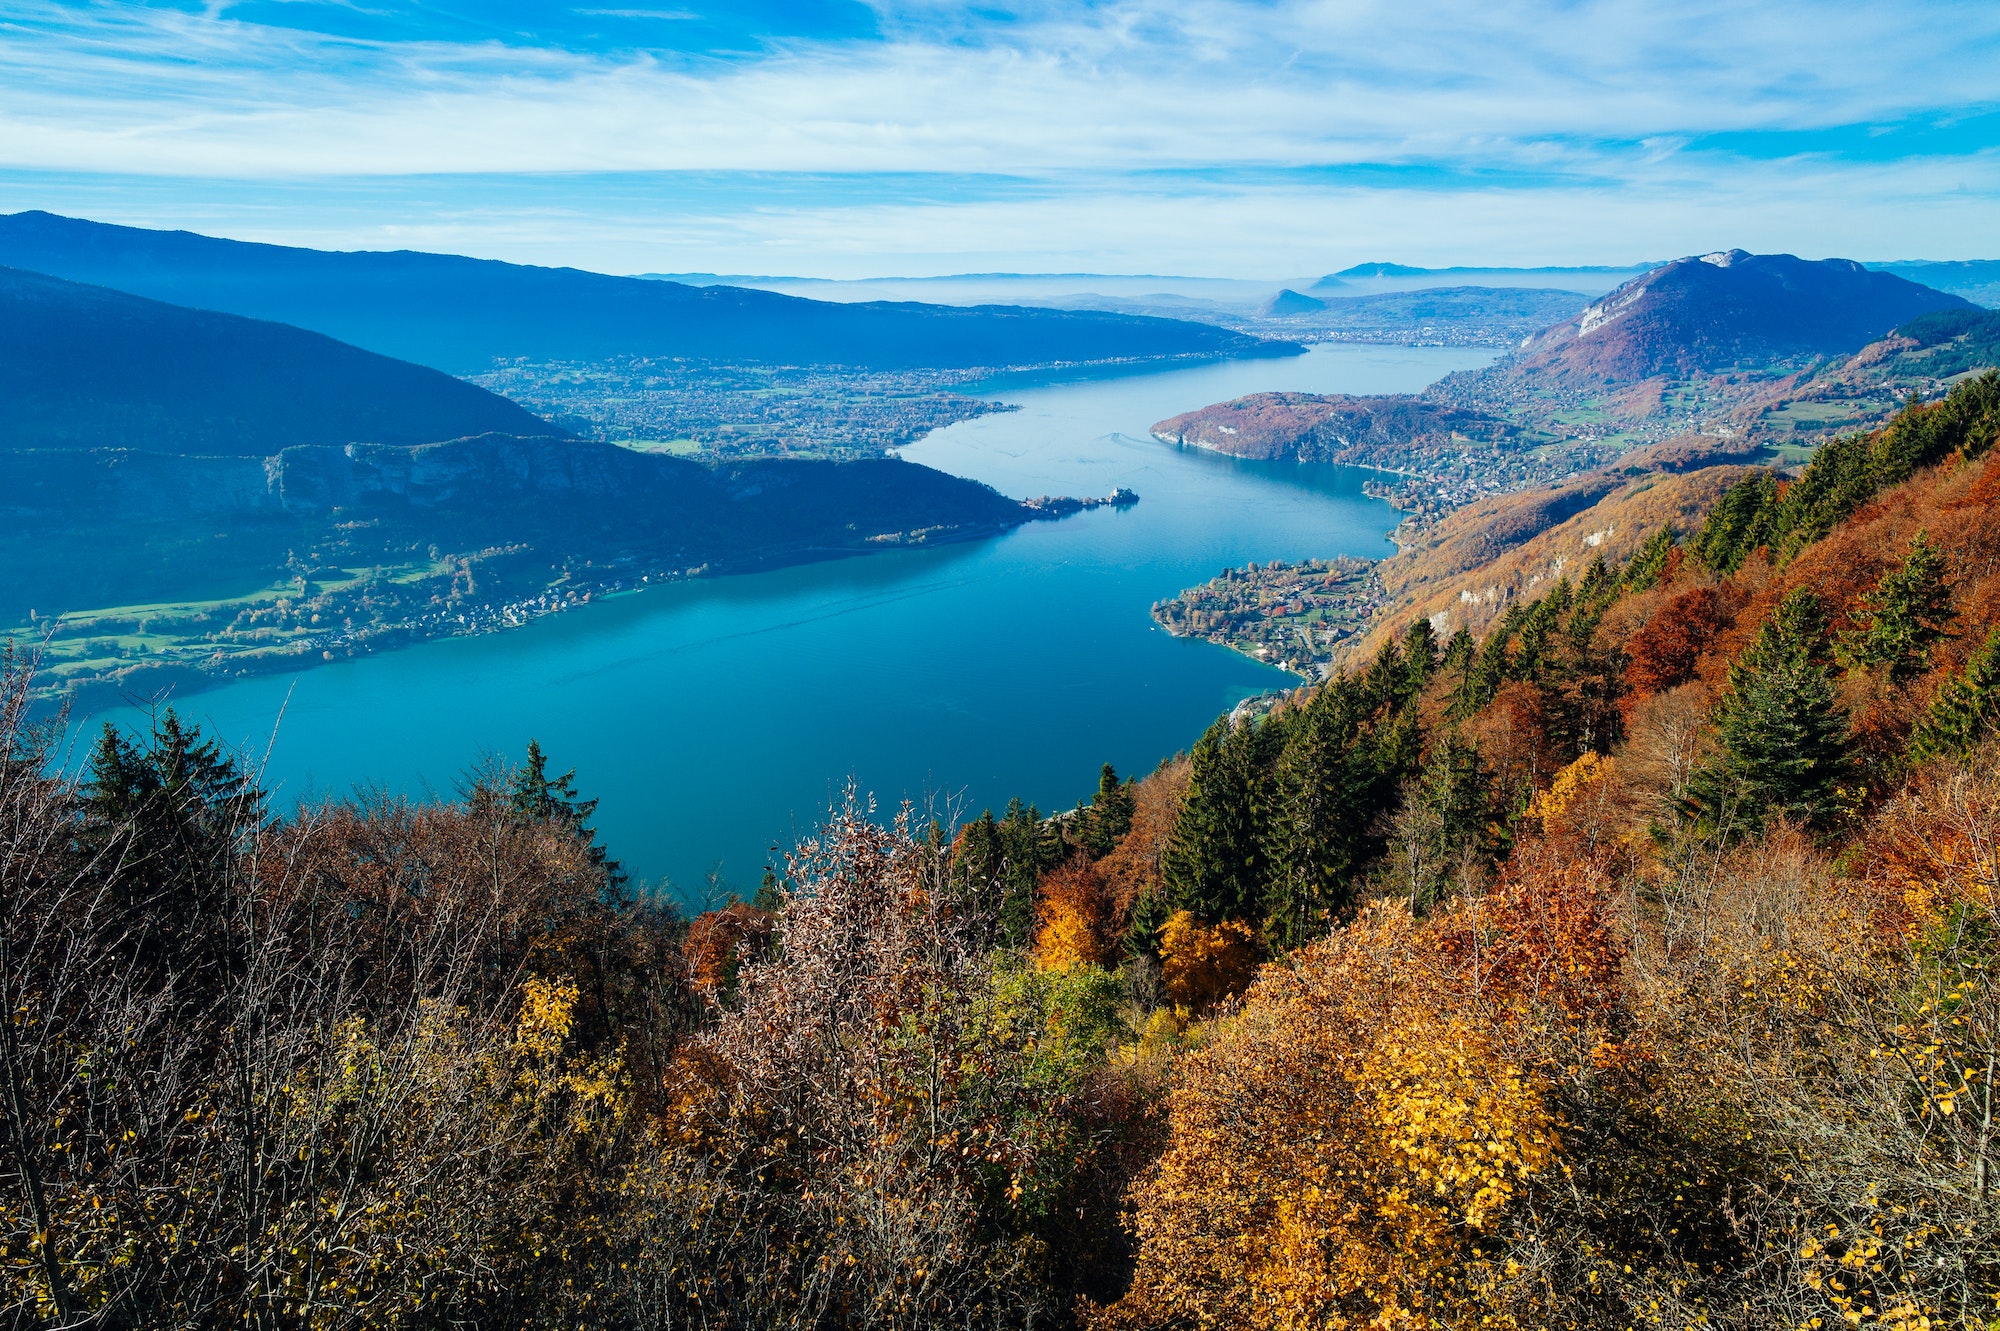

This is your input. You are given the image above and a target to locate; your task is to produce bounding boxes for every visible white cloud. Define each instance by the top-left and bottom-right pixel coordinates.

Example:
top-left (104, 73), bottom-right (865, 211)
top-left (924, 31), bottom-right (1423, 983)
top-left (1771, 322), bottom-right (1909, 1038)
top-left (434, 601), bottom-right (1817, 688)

top-left (3, 0), bottom-right (1996, 176)
top-left (0, 0), bottom-right (1995, 269)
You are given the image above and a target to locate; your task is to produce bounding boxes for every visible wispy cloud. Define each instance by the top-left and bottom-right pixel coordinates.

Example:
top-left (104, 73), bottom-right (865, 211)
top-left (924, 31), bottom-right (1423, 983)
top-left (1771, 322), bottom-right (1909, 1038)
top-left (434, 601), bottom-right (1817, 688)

top-left (0, 0), bottom-right (1995, 269)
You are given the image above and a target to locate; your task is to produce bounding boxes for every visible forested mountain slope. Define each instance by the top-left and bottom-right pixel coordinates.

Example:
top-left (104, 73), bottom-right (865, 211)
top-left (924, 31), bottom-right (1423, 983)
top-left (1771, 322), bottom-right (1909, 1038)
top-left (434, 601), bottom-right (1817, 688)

top-left (0, 266), bottom-right (559, 454)
top-left (0, 210), bottom-right (1300, 375)
top-left (8, 372), bottom-right (2000, 1328)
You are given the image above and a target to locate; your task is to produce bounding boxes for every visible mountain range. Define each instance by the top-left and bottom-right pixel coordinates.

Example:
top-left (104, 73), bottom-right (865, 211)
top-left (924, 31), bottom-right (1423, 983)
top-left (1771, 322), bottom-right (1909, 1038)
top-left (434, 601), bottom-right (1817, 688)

top-left (0, 231), bottom-right (1115, 696)
top-left (0, 266), bottom-right (557, 455)
top-left (1151, 249), bottom-right (1993, 530)
top-left (0, 211), bottom-right (1298, 376)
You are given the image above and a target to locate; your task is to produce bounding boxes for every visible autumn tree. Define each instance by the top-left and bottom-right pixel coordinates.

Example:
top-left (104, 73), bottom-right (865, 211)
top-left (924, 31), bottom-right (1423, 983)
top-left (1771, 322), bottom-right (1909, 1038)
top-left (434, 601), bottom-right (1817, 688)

top-left (1036, 855), bottom-right (1113, 969)
top-left (1156, 910), bottom-right (1257, 1013)
top-left (1623, 584), bottom-right (1724, 698)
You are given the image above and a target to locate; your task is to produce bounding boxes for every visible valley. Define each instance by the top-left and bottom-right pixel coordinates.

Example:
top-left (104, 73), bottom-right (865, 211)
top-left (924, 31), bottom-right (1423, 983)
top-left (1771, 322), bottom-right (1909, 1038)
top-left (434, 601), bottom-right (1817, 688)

top-left (88, 343), bottom-right (1472, 892)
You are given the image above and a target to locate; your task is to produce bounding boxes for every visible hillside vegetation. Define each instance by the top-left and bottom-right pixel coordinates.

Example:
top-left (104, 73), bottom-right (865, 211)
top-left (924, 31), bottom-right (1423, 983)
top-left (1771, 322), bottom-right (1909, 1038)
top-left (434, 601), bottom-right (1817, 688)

top-left (6, 371), bottom-right (2000, 1328)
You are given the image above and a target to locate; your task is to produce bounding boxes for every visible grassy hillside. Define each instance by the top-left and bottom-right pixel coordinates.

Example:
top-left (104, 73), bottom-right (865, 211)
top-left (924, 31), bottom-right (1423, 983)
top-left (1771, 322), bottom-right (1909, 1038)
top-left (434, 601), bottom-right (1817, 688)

top-left (0, 210), bottom-right (1301, 375)
top-left (0, 266), bottom-right (559, 455)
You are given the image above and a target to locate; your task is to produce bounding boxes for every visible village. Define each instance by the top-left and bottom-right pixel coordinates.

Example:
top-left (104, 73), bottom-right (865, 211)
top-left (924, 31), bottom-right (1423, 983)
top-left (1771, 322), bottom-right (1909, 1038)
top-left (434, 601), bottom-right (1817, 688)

top-left (1152, 554), bottom-right (1386, 677)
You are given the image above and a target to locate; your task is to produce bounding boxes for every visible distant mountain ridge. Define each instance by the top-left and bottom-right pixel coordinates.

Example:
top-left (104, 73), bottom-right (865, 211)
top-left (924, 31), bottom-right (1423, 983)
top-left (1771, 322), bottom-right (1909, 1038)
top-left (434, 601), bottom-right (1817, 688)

top-left (1511, 250), bottom-right (1971, 383)
top-left (0, 266), bottom-right (558, 455)
top-left (1869, 259), bottom-right (2000, 308)
top-left (0, 211), bottom-right (1298, 375)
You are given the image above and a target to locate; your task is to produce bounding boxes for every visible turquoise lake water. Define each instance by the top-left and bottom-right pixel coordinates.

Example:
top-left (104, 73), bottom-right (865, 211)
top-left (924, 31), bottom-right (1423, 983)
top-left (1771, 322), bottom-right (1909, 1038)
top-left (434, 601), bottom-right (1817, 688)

top-left (93, 343), bottom-right (1493, 899)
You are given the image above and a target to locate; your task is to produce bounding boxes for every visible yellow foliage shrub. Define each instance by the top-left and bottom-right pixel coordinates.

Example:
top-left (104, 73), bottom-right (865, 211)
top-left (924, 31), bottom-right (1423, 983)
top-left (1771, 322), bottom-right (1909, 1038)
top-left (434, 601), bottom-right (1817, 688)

top-left (1036, 857), bottom-right (1113, 970)
top-left (1110, 903), bottom-right (1576, 1331)
top-left (1158, 909), bottom-right (1258, 1011)
top-left (1527, 750), bottom-right (1610, 827)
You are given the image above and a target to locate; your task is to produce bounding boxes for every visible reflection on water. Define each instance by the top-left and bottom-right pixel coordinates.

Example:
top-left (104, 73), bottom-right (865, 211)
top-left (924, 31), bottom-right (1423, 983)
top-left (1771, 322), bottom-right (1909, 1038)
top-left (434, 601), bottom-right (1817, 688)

top-left (95, 343), bottom-right (1495, 898)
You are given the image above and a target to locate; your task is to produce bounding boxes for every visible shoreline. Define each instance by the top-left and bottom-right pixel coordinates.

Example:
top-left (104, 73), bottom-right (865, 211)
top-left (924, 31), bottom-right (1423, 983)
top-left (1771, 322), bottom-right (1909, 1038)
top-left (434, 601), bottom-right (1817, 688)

top-left (33, 495), bottom-right (1140, 722)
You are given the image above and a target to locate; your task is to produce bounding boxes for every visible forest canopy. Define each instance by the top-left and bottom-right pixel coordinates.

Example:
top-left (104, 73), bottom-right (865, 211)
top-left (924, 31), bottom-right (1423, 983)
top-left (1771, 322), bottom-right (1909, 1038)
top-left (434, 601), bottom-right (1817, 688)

top-left (5, 372), bottom-right (2000, 1328)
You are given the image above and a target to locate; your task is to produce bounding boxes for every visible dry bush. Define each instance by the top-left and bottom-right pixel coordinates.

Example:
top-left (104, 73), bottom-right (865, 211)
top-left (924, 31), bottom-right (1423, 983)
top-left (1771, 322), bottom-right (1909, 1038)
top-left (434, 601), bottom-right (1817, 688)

top-left (1095, 756), bottom-right (1190, 933)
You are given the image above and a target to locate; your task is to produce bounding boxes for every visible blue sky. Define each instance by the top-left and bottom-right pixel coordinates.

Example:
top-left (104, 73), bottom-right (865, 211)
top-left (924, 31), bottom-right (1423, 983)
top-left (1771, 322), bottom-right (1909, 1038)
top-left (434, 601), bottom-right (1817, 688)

top-left (1, 0), bottom-right (1996, 275)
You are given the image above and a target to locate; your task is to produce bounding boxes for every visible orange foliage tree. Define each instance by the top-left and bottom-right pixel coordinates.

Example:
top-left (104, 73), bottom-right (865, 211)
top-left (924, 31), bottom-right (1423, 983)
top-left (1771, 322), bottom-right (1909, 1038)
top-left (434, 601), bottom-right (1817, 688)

top-left (1036, 855), bottom-right (1114, 970)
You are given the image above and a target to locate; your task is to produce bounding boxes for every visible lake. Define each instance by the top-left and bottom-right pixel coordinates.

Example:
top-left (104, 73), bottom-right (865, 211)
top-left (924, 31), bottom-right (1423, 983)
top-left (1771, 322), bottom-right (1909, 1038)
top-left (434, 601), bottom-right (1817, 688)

top-left (95, 343), bottom-right (1494, 899)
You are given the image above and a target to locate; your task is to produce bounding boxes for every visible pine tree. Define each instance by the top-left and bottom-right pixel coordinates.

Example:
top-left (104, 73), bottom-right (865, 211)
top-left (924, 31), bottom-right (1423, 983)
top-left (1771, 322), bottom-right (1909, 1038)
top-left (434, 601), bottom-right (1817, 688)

top-left (1623, 525), bottom-right (1676, 592)
top-left (1082, 762), bottom-right (1136, 858)
top-left (1688, 589), bottom-right (1855, 832)
top-left (1162, 716), bottom-right (1277, 926)
top-left (1385, 731), bottom-right (1490, 912)
top-left (1399, 617), bottom-right (1439, 704)
top-left (511, 738), bottom-right (627, 889)
top-left (1263, 678), bottom-right (1384, 949)
top-left (1909, 626), bottom-right (2000, 763)
top-left (1841, 530), bottom-right (1957, 682)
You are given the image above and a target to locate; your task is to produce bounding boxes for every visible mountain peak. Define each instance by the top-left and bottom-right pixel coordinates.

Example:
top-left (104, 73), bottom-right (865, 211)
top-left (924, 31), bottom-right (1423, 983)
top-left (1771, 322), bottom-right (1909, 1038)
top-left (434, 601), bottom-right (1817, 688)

top-left (1521, 250), bottom-right (1971, 380)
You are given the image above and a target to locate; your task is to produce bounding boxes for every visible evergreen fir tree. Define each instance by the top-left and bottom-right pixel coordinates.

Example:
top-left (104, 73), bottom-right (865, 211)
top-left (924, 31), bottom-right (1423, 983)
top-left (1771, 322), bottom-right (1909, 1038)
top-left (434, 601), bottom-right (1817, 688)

top-left (1623, 525), bottom-right (1676, 592)
top-left (1360, 637), bottom-right (1406, 714)
top-left (1386, 731), bottom-right (1490, 912)
top-left (1082, 762), bottom-right (1136, 858)
top-left (1510, 582), bottom-right (1570, 682)
top-left (1455, 603), bottom-right (1521, 719)
top-left (1263, 678), bottom-right (1384, 949)
top-left (996, 799), bottom-right (1061, 947)
top-left (511, 739), bottom-right (627, 890)
top-left (1575, 553), bottom-right (1614, 607)
top-left (1841, 530), bottom-right (1957, 682)
top-left (1539, 581), bottom-right (1626, 761)
top-left (1440, 627), bottom-right (1476, 677)
top-left (1690, 472), bottom-right (1779, 574)
top-left (1399, 617), bottom-right (1439, 704)
top-left (80, 709), bottom-right (263, 988)
top-left (1909, 626), bottom-right (2000, 763)
top-left (752, 868), bottom-right (784, 913)
top-left (952, 810), bottom-right (1006, 937)
top-left (1688, 589), bottom-right (1855, 832)
top-left (1161, 716), bottom-right (1277, 925)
